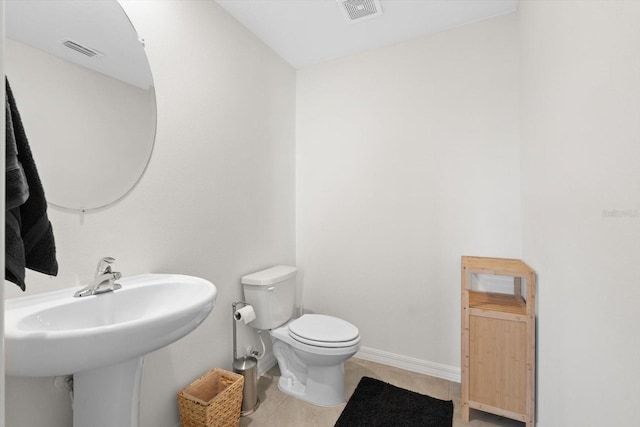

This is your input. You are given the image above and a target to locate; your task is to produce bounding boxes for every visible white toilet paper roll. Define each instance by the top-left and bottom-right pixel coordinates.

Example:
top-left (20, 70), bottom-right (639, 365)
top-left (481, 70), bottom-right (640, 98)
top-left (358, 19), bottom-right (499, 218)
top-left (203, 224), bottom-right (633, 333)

top-left (234, 305), bottom-right (256, 324)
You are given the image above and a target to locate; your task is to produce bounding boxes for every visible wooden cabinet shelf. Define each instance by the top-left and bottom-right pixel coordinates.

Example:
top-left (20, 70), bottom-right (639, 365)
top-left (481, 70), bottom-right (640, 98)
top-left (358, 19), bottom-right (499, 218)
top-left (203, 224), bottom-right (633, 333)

top-left (461, 256), bottom-right (536, 427)
top-left (468, 291), bottom-right (526, 316)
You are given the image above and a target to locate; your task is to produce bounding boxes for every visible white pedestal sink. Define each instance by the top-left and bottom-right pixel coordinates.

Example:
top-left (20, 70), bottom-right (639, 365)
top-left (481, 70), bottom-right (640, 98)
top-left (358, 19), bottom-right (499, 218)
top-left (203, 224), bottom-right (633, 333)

top-left (5, 274), bottom-right (217, 427)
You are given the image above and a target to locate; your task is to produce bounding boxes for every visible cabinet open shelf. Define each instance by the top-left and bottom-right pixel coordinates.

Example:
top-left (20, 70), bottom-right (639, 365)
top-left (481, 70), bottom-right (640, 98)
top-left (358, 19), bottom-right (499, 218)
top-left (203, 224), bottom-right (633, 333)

top-left (461, 256), bottom-right (536, 427)
top-left (468, 290), bottom-right (526, 316)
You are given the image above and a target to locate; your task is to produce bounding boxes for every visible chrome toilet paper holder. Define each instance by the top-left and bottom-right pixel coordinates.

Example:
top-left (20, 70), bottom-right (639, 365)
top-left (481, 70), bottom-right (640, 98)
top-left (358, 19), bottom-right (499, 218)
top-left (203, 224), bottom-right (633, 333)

top-left (231, 301), bottom-right (260, 416)
top-left (232, 301), bottom-right (251, 361)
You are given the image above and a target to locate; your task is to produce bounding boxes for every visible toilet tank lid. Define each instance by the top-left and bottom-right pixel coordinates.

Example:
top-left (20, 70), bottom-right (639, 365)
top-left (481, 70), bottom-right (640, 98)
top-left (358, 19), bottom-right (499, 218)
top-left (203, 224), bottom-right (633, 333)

top-left (241, 265), bottom-right (297, 286)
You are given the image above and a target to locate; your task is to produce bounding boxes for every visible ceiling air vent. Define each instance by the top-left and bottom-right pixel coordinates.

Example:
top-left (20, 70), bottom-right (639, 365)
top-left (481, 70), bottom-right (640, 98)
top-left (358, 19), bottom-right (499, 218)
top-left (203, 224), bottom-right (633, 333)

top-left (337, 0), bottom-right (383, 23)
top-left (62, 40), bottom-right (103, 58)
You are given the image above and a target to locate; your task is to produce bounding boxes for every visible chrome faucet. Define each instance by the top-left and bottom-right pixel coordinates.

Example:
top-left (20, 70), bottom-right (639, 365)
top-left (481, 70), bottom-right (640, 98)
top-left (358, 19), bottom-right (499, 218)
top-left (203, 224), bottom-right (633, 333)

top-left (74, 257), bottom-right (122, 297)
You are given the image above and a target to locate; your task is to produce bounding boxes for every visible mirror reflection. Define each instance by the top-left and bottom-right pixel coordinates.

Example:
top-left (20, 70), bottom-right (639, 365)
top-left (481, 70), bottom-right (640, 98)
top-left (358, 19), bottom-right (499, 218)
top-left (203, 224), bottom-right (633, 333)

top-left (5, 0), bottom-right (156, 211)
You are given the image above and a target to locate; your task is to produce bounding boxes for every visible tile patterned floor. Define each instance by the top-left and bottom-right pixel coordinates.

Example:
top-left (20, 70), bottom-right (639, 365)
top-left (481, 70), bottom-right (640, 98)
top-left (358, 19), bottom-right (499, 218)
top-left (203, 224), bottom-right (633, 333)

top-left (240, 358), bottom-right (524, 426)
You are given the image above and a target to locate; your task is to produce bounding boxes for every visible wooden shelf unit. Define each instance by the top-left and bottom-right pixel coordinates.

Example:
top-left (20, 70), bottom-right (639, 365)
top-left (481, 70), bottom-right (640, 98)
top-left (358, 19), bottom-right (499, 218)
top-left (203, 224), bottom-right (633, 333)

top-left (461, 256), bottom-right (536, 427)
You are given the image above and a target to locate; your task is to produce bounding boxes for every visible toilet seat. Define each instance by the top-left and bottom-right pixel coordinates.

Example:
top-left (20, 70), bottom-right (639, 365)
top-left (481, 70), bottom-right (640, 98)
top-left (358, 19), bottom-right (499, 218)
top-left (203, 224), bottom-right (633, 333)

top-left (288, 314), bottom-right (360, 348)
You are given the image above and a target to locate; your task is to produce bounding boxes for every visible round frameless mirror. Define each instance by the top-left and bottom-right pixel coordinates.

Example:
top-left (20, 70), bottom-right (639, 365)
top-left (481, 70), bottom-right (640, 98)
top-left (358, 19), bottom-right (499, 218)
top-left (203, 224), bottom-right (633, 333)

top-left (5, 0), bottom-right (156, 212)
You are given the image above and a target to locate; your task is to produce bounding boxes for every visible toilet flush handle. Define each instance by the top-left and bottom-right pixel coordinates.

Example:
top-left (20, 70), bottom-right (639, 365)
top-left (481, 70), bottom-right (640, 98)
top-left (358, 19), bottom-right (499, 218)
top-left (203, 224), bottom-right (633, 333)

top-left (267, 286), bottom-right (276, 292)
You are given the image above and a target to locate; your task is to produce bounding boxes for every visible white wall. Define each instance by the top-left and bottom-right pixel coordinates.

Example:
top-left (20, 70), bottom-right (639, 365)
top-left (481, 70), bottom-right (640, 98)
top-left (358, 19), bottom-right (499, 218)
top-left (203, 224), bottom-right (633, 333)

top-left (519, 1), bottom-right (640, 426)
top-left (296, 13), bottom-right (522, 374)
top-left (4, 1), bottom-right (295, 426)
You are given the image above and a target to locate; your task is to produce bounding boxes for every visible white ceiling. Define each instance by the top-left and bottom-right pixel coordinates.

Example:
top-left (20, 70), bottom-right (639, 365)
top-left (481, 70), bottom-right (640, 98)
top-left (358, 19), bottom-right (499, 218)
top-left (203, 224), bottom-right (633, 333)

top-left (215, 0), bottom-right (519, 69)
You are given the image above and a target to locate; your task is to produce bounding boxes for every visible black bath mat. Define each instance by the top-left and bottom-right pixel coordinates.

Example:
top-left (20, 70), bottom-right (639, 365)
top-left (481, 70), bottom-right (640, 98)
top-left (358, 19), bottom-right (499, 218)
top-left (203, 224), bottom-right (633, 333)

top-left (335, 377), bottom-right (453, 427)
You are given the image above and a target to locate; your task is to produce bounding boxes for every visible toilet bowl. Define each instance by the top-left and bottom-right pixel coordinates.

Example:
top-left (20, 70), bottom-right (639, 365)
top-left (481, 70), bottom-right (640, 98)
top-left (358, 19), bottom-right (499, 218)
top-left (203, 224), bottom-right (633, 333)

top-left (270, 314), bottom-right (360, 406)
top-left (241, 266), bottom-right (361, 406)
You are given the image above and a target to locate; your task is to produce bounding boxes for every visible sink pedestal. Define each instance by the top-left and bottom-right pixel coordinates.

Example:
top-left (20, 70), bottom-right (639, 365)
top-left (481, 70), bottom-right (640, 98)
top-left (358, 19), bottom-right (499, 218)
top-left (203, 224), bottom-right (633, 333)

top-left (73, 357), bottom-right (144, 427)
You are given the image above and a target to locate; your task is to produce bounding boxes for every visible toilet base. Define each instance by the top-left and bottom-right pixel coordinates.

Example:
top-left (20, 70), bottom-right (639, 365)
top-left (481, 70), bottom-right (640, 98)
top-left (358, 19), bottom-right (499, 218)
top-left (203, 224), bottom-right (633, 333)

top-left (277, 363), bottom-right (346, 407)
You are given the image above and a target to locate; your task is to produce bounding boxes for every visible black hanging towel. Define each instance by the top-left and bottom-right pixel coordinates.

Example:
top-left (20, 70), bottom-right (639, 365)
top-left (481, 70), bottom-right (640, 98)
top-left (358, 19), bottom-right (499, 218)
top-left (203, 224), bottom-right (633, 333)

top-left (5, 77), bottom-right (58, 290)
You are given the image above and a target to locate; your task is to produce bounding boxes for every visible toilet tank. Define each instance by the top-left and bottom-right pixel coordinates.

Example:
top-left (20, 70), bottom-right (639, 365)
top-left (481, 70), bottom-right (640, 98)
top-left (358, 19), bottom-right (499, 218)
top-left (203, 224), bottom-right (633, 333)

top-left (241, 265), bottom-right (297, 330)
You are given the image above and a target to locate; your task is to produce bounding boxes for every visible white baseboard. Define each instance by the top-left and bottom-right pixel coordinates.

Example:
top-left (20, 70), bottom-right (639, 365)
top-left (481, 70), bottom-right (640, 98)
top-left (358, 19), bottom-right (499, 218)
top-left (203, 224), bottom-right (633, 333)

top-left (355, 346), bottom-right (461, 383)
top-left (257, 352), bottom-right (277, 377)
top-left (253, 347), bottom-right (460, 383)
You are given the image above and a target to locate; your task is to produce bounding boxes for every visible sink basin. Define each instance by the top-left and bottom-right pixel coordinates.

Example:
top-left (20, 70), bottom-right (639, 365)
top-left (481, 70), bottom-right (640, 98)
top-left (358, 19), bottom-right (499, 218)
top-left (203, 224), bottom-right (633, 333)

top-left (5, 274), bottom-right (217, 377)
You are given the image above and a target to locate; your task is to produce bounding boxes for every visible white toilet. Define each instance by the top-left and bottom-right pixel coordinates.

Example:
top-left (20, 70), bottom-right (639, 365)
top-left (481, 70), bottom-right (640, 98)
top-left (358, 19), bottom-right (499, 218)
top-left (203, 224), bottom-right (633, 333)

top-left (241, 265), bottom-right (361, 406)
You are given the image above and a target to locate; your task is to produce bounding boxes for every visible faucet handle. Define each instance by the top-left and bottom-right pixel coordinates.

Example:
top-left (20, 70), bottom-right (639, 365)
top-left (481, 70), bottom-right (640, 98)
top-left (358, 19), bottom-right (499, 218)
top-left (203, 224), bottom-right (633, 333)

top-left (96, 257), bottom-right (116, 275)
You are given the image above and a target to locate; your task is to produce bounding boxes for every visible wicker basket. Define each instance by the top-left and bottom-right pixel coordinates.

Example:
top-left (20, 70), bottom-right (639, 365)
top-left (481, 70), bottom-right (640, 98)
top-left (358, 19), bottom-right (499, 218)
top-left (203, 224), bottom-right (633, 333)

top-left (178, 368), bottom-right (244, 427)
